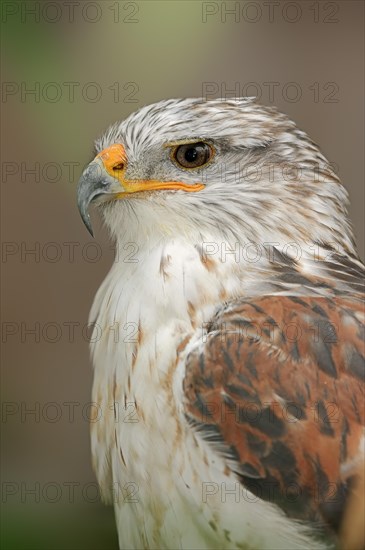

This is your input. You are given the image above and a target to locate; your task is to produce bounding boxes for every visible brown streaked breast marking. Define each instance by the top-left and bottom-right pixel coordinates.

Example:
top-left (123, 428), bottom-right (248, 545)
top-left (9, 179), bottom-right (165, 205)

top-left (219, 287), bottom-right (229, 301)
top-left (137, 319), bottom-right (143, 345)
top-left (187, 301), bottom-right (198, 329)
top-left (176, 334), bottom-right (192, 355)
top-left (112, 371), bottom-right (117, 405)
top-left (131, 344), bottom-right (138, 370)
top-left (201, 256), bottom-right (217, 272)
top-left (195, 243), bottom-right (218, 273)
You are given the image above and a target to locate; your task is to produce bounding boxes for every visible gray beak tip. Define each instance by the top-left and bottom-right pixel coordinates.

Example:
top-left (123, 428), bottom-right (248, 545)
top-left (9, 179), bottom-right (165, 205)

top-left (77, 172), bottom-right (97, 237)
top-left (77, 159), bottom-right (117, 238)
top-left (84, 216), bottom-right (94, 238)
top-left (77, 194), bottom-right (94, 237)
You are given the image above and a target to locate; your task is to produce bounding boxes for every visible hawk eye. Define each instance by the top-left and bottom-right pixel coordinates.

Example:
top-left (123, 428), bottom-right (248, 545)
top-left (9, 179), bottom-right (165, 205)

top-left (172, 142), bottom-right (213, 169)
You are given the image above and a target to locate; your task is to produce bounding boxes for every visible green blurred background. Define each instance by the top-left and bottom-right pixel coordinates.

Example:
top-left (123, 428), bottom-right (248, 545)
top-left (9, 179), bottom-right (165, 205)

top-left (1, 1), bottom-right (364, 548)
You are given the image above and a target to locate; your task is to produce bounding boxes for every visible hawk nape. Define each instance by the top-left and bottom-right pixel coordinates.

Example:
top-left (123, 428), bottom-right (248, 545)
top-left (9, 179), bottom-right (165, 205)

top-left (77, 98), bottom-right (364, 550)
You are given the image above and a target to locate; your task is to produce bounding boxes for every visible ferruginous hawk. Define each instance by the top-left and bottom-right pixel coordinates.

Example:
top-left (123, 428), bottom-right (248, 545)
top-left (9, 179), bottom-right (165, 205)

top-left (77, 98), bottom-right (364, 550)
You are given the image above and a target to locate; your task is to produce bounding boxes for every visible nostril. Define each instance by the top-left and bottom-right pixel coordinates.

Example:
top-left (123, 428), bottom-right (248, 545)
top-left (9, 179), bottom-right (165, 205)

top-left (113, 163), bottom-right (124, 171)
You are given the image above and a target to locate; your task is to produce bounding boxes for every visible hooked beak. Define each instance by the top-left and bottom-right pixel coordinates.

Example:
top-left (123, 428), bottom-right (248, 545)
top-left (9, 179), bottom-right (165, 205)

top-left (77, 143), bottom-right (205, 236)
top-left (77, 145), bottom-right (127, 236)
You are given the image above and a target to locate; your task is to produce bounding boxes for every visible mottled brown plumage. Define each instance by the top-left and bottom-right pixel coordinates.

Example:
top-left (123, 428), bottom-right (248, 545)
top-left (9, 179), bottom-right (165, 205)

top-left (184, 255), bottom-right (365, 539)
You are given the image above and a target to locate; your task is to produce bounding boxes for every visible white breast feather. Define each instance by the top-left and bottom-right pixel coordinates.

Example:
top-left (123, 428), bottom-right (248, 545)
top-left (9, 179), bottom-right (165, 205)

top-left (89, 236), bottom-right (329, 550)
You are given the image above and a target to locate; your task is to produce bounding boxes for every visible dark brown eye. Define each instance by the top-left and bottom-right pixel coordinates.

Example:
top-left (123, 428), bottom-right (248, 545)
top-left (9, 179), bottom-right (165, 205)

top-left (173, 142), bottom-right (213, 169)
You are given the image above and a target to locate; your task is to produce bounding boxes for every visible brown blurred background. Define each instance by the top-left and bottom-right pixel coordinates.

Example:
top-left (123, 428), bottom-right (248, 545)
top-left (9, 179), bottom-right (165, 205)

top-left (1, 1), bottom-right (364, 548)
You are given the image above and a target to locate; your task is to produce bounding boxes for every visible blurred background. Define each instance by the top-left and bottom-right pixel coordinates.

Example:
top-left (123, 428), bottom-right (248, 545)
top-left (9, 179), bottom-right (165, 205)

top-left (1, 1), bottom-right (364, 548)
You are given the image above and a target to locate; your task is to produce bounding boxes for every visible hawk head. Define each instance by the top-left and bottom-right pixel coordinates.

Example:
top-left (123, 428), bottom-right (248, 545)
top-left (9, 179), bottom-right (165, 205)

top-left (77, 98), bottom-right (356, 256)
